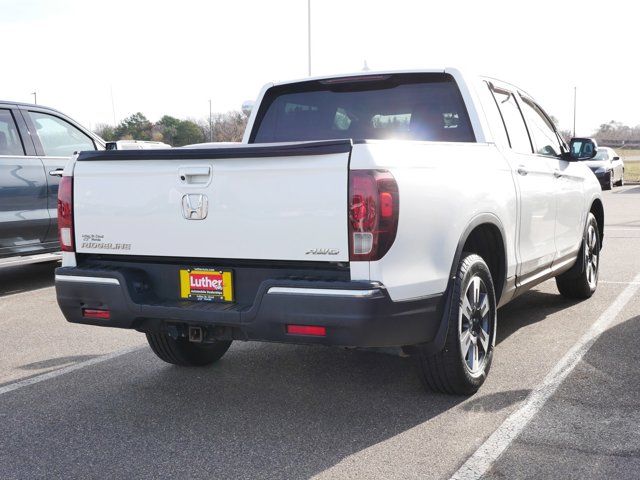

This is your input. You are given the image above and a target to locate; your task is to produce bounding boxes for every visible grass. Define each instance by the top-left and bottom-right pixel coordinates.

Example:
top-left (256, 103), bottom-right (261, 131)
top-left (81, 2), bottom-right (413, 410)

top-left (625, 162), bottom-right (640, 182)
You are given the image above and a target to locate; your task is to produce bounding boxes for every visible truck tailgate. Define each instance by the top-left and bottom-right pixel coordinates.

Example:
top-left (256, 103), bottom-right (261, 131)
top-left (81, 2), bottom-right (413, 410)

top-left (72, 140), bottom-right (351, 262)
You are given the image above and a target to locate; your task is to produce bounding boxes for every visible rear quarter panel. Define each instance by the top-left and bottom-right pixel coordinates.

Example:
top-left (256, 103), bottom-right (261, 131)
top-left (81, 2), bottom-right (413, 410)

top-left (350, 141), bottom-right (517, 301)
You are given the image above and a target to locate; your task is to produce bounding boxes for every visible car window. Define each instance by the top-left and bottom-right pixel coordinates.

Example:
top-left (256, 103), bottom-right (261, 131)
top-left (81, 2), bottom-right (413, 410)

top-left (519, 97), bottom-right (562, 157)
top-left (490, 88), bottom-right (532, 154)
top-left (28, 111), bottom-right (95, 157)
top-left (251, 73), bottom-right (475, 143)
top-left (479, 81), bottom-right (510, 147)
top-left (0, 109), bottom-right (25, 156)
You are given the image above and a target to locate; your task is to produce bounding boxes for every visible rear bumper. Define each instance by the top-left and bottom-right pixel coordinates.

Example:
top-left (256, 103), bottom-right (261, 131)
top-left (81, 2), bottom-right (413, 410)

top-left (55, 267), bottom-right (444, 348)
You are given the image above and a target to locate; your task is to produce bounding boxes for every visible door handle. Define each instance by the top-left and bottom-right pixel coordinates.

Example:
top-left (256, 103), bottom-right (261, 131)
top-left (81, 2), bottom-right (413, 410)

top-left (553, 170), bottom-right (563, 178)
top-left (516, 166), bottom-right (528, 176)
top-left (178, 166), bottom-right (212, 185)
top-left (49, 168), bottom-right (64, 177)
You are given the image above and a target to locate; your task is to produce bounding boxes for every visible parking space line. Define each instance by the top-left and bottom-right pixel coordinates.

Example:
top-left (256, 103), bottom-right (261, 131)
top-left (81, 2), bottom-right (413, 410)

top-left (0, 346), bottom-right (143, 396)
top-left (600, 280), bottom-right (640, 285)
top-left (450, 272), bottom-right (640, 480)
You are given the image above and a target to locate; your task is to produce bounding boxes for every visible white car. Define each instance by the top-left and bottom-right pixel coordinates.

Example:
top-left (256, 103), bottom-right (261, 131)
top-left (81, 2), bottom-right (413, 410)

top-left (583, 146), bottom-right (624, 189)
top-left (54, 69), bottom-right (603, 395)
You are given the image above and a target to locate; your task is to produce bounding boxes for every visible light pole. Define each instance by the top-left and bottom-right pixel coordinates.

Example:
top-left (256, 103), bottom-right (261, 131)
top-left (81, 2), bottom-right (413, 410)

top-left (31, 91), bottom-right (37, 104)
top-left (209, 99), bottom-right (213, 142)
top-left (573, 86), bottom-right (577, 137)
top-left (307, 0), bottom-right (311, 76)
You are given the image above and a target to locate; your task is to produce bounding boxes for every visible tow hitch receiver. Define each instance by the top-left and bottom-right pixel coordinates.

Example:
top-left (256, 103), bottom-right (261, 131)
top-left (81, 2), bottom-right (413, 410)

top-left (188, 326), bottom-right (203, 343)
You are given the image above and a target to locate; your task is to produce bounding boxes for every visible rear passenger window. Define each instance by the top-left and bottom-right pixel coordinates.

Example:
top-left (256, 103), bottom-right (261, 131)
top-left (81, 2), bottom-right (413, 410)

top-left (28, 111), bottom-right (95, 157)
top-left (0, 109), bottom-right (25, 156)
top-left (519, 97), bottom-right (562, 157)
top-left (491, 88), bottom-right (532, 154)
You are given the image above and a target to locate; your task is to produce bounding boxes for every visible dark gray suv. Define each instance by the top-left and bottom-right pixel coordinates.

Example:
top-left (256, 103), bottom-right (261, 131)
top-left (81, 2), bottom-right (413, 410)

top-left (0, 101), bottom-right (104, 260)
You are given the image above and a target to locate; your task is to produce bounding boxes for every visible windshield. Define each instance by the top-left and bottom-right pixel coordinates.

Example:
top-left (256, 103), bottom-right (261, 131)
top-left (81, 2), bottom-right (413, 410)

top-left (593, 149), bottom-right (609, 161)
top-left (250, 73), bottom-right (475, 143)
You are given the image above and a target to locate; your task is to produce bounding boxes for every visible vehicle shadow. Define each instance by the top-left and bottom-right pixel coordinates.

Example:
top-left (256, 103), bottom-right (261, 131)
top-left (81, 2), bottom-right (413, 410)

top-left (0, 288), bottom-right (592, 479)
top-left (0, 343), bottom-right (466, 479)
top-left (613, 185), bottom-right (640, 195)
top-left (0, 261), bottom-right (58, 298)
top-left (496, 288), bottom-right (579, 344)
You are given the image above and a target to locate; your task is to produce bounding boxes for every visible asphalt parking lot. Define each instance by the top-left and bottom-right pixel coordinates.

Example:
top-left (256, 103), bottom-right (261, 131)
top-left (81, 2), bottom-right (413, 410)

top-left (1, 186), bottom-right (639, 480)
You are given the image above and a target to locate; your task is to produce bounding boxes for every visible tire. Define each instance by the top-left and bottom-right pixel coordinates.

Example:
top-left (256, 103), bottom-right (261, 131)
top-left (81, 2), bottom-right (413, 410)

top-left (603, 171), bottom-right (613, 190)
top-left (146, 331), bottom-right (232, 366)
top-left (617, 170), bottom-right (625, 187)
top-left (417, 253), bottom-right (497, 395)
top-left (555, 212), bottom-right (600, 299)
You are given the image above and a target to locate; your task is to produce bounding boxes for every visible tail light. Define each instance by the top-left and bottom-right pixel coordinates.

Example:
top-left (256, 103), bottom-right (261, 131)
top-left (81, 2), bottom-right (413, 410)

top-left (57, 176), bottom-right (74, 252)
top-left (348, 170), bottom-right (399, 261)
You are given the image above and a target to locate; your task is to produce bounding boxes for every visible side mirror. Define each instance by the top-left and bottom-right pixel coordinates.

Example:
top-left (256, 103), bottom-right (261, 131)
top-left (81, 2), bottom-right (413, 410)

top-left (568, 137), bottom-right (598, 161)
top-left (613, 156), bottom-right (620, 161)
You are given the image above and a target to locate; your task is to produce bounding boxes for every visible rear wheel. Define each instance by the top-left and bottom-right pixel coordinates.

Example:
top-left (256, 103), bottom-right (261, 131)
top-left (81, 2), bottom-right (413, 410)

top-left (146, 331), bottom-right (232, 366)
top-left (555, 213), bottom-right (600, 299)
top-left (417, 253), bottom-right (496, 395)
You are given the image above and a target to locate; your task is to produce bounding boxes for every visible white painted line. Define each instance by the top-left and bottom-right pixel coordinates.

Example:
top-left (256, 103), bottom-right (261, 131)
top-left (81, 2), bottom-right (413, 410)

top-left (605, 227), bottom-right (640, 231)
top-left (450, 272), bottom-right (640, 480)
top-left (600, 280), bottom-right (640, 285)
top-left (0, 346), bottom-right (143, 396)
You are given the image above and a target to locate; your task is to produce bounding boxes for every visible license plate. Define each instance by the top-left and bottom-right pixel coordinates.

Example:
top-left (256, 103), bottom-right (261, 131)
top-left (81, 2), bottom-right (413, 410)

top-left (179, 268), bottom-right (234, 302)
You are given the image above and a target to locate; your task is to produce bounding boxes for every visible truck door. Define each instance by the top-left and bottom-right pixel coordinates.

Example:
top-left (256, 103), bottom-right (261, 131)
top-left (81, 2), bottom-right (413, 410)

top-left (0, 108), bottom-right (48, 257)
top-left (518, 96), bottom-right (585, 266)
top-left (488, 85), bottom-right (557, 280)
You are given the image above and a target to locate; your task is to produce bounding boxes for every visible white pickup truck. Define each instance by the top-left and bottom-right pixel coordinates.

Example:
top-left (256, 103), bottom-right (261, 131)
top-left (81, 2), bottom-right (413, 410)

top-left (55, 69), bottom-right (604, 395)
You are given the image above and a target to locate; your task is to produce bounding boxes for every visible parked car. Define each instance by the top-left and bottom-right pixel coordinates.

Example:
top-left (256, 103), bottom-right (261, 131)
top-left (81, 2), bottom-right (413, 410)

top-left (583, 146), bottom-right (624, 190)
top-left (0, 101), bottom-right (104, 264)
top-left (54, 69), bottom-right (604, 395)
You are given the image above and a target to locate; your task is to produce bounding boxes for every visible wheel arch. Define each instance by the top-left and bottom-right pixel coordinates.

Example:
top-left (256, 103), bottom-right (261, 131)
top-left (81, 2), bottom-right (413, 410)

top-left (407, 214), bottom-right (507, 357)
top-left (449, 214), bottom-right (508, 305)
top-left (590, 198), bottom-right (604, 247)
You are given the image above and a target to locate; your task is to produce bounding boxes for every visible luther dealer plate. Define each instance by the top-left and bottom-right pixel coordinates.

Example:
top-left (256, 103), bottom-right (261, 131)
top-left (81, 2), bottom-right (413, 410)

top-left (179, 268), bottom-right (234, 302)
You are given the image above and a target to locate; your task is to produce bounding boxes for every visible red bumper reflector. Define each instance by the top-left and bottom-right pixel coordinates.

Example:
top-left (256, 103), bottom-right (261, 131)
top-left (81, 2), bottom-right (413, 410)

top-left (82, 308), bottom-right (111, 320)
top-left (286, 324), bottom-right (326, 336)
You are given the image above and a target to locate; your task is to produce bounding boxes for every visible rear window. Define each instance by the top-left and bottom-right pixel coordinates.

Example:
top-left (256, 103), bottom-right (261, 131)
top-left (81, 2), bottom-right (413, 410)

top-left (250, 73), bottom-right (475, 143)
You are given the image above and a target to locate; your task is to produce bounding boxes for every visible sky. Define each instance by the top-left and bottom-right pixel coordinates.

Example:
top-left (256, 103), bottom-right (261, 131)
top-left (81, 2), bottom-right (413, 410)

top-left (0, 0), bottom-right (637, 136)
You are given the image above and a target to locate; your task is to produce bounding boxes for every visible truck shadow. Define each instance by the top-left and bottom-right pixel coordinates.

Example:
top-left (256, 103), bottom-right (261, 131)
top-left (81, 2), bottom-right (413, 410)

top-left (0, 287), bottom-right (598, 479)
top-left (0, 262), bottom-right (57, 298)
top-left (496, 288), bottom-right (579, 345)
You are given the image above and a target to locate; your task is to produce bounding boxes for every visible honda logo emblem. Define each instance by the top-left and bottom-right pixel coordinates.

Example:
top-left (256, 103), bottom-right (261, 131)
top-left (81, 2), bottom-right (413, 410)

top-left (181, 194), bottom-right (208, 220)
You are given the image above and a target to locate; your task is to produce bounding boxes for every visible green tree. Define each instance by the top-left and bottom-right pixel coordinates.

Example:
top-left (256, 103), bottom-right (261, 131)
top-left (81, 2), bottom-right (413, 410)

top-left (157, 115), bottom-right (181, 145)
top-left (114, 112), bottom-right (152, 140)
top-left (174, 119), bottom-right (205, 146)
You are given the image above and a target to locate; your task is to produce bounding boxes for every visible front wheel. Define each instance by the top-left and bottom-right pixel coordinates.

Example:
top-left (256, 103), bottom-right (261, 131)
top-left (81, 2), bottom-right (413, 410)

top-left (555, 212), bottom-right (600, 299)
top-left (417, 253), bottom-right (497, 395)
top-left (146, 331), bottom-right (232, 366)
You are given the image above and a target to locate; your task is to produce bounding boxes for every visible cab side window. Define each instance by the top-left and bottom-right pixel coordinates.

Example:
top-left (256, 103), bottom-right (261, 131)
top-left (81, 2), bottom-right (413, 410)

top-left (0, 109), bottom-right (25, 156)
top-left (28, 111), bottom-right (95, 157)
top-left (519, 97), bottom-right (563, 157)
top-left (490, 87), bottom-right (532, 154)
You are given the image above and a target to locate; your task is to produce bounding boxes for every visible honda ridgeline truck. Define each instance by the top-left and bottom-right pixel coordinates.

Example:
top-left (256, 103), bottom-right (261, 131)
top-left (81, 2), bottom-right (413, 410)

top-left (55, 69), bottom-right (604, 395)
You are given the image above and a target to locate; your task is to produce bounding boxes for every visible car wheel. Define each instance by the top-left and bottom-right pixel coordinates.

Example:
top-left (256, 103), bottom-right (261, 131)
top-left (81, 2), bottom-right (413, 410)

top-left (555, 212), bottom-right (600, 299)
top-left (618, 170), bottom-right (625, 186)
top-left (146, 331), bottom-right (232, 366)
top-left (417, 253), bottom-right (496, 395)
top-left (603, 171), bottom-right (613, 190)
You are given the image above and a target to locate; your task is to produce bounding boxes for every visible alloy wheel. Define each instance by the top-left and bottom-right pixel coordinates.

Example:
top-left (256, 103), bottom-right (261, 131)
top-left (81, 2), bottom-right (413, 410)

top-left (459, 276), bottom-right (492, 376)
